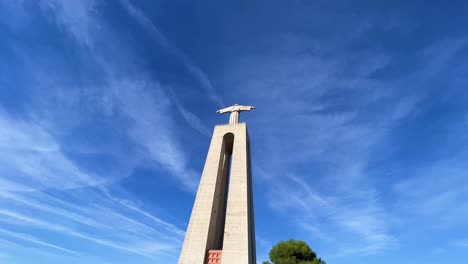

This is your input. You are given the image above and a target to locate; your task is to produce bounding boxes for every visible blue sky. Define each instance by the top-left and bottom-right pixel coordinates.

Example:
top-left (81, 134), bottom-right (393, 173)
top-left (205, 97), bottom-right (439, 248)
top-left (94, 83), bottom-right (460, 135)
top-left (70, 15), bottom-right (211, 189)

top-left (1, 0), bottom-right (468, 263)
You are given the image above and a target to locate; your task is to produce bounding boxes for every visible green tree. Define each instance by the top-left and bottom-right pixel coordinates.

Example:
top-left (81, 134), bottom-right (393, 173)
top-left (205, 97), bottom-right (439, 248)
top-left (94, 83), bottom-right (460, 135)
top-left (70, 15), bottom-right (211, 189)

top-left (263, 239), bottom-right (326, 264)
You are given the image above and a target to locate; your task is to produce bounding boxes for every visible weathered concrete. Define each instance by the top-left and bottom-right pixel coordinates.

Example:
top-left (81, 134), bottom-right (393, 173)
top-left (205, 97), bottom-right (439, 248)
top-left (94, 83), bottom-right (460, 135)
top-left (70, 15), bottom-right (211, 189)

top-left (178, 123), bottom-right (256, 264)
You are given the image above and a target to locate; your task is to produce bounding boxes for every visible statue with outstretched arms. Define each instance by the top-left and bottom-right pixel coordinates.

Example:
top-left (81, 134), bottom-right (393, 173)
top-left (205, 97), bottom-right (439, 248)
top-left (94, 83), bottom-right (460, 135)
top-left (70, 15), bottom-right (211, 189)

top-left (217, 104), bottom-right (256, 124)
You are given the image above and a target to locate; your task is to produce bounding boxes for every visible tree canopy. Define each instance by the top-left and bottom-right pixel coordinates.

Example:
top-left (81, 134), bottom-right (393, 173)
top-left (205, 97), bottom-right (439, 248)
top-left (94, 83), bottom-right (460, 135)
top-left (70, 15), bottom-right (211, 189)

top-left (263, 239), bottom-right (326, 264)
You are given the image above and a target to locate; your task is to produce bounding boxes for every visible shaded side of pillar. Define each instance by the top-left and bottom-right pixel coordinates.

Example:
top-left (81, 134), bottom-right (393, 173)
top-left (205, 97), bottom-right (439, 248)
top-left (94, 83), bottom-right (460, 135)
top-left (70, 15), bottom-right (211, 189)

top-left (178, 126), bottom-right (232, 264)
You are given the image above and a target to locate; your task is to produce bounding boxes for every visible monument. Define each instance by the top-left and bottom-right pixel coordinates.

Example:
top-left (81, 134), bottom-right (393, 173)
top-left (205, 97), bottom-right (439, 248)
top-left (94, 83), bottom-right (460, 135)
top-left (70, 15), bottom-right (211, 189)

top-left (178, 104), bottom-right (256, 264)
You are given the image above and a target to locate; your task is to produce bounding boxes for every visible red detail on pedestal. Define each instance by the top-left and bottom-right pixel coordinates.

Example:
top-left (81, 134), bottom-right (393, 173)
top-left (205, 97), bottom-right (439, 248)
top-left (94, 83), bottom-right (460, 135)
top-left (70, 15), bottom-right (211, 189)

top-left (207, 250), bottom-right (223, 264)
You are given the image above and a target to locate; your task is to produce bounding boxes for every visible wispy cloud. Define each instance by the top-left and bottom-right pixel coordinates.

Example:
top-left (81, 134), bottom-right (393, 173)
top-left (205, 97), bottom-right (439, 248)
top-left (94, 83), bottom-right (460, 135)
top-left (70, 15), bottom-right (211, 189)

top-left (168, 87), bottom-right (211, 136)
top-left (39, 0), bottom-right (97, 47)
top-left (218, 18), bottom-right (467, 260)
top-left (235, 51), bottom-right (397, 255)
top-left (0, 82), bottom-right (186, 260)
top-left (108, 79), bottom-right (199, 190)
top-left (4, 1), bottom-right (468, 263)
top-left (0, 108), bottom-right (102, 191)
top-left (0, 228), bottom-right (78, 255)
top-left (37, 0), bottom-right (201, 190)
top-left (119, 0), bottom-right (224, 106)
top-left (269, 173), bottom-right (396, 256)
top-left (109, 195), bottom-right (186, 237)
top-left (220, 21), bottom-right (468, 258)
top-left (392, 155), bottom-right (468, 227)
top-left (0, 1), bottom-right (193, 262)
top-left (0, 187), bottom-right (183, 259)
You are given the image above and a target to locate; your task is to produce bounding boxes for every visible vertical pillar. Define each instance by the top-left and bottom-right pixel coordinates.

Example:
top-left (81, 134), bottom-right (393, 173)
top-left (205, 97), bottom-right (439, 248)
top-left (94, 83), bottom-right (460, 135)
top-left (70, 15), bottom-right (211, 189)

top-left (222, 124), bottom-right (256, 264)
top-left (178, 126), bottom-right (229, 264)
top-left (178, 123), bottom-right (255, 264)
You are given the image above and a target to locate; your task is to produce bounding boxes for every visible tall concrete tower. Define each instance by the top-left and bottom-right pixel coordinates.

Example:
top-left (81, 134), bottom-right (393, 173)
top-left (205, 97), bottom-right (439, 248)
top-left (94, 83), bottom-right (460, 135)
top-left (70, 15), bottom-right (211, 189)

top-left (178, 104), bottom-right (256, 264)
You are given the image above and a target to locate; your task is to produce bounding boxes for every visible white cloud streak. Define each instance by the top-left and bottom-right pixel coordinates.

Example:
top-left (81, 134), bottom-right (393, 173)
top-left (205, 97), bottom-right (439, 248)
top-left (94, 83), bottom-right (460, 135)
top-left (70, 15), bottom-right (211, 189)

top-left (168, 88), bottom-right (211, 136)
top-left (219, 26), bottom-right (438, 258)
top-left (0, 1), bottom-right (196, 261)
top-left (119, 0), bottom-right (224, 106)
top-left (38, 0), bottom-right (201, 190)
top-left (7, 1), bottom-right (466, 263)
top-left (39, 0), bottom-right (97, 47)
top-left (392, 156), bottom-right (468, 227)
top-left (0, 228), bottom-right (78, 255)
top-left (0, 189), bottom-right (182, 259)
top-left (222, 30), bottom-right (468, 260)
top-left (0, 109), bottom-right (102, 192)
top-left (108, 79), bottom-right (199, 190)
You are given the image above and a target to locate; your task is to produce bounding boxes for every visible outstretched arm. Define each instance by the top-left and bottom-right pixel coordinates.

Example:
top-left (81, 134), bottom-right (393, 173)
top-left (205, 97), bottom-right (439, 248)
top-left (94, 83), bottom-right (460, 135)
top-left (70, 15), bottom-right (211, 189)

top-left (217, 104), bottom-right (256, 114)
top-left (238, 105), bottom-right (256, 111)
top-left (216, 106), bottom-right (234, 114)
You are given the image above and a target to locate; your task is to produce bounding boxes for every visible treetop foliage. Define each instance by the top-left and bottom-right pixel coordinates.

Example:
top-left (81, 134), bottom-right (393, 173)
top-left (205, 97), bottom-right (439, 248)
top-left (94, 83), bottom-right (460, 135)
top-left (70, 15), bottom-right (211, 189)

top-left (263, 239), bottom-right (326, 264)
